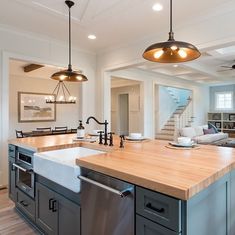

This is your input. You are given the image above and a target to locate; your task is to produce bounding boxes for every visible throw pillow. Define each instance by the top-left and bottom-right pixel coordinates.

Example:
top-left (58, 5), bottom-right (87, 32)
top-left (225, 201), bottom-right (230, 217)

top-left (208, 122), bottom-right (219, 133)
top-left (203, 128), bottom-right (216, 135)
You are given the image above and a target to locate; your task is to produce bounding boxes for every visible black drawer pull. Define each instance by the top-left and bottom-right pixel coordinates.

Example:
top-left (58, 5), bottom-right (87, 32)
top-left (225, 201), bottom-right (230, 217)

top-left (20, 200), bottom-right (28, 207)
top-left (49, 198), bottom-right (54, 210)
top-left (52, 200), bottom-right (57, 212)
top-left (146, 203), bottom-right (165, 213)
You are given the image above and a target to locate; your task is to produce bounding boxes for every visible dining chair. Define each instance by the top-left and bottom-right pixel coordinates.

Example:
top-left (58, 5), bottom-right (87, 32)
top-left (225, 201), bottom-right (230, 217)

top-left (15, 130), bottom-right (25, 138)
top-left (70, 128), bottom-right (77, 133)
top-left (36, 127), bottom-right (52, 132)
top-left (52, 126), bottom-right (68, 134)
top-left (54, 126), bottom-right (68, 131)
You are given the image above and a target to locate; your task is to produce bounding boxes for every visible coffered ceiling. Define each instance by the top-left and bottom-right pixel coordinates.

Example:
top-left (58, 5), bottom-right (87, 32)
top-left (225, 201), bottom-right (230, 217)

top-left (4, 1), bottom-right (235, 85)
top-left (0, 0), bottom-right (234, 52)
top-left (131, 45), bottom-right (235, 85)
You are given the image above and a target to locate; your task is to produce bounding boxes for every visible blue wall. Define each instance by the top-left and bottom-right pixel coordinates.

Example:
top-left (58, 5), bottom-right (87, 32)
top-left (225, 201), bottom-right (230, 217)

top-left (166, 87), bottom-right (192, 106)
top-left (209, 85), bottom-right (235, 111)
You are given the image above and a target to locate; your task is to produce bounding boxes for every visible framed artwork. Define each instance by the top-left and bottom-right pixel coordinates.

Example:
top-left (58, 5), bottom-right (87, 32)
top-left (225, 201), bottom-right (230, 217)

top-left (215, 122), bottom-right (221, 129)
top-left (229, 114), bottom-right (235, 121)
top-left (18, 92), bottom-right (56, 122)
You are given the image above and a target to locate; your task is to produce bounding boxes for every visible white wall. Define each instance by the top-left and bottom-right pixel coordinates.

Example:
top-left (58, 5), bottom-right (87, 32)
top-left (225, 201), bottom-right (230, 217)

top-left (0, 26), bottom-right (97, 186)
top-left (96, 4), bottom-right (235, 124)
top-left (111, 84), bottom-right (143, 135)
top-left (106, 69), bottom-right (209, 138)
top-left (9, 74), bottom-right (81, 138)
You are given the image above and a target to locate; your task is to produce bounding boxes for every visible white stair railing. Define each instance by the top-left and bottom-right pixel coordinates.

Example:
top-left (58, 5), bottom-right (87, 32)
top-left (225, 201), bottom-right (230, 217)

top-left (174, 98), bottom-right (193, 140)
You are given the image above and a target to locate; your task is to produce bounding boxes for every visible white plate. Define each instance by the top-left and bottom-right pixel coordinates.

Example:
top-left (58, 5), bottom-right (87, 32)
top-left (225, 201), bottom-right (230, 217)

top-left (169, 141), bottom-right (196, 147)
top-left (88, 133), bottom-right (100, 136)
top-left (126, 136), bottom-right (146, 141)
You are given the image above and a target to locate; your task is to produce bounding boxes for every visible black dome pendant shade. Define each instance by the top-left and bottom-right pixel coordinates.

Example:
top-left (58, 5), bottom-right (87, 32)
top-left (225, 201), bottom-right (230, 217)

top-left (51, 0), bottom-right (88, 82)
top-left (143, 0), bottom-right (201, 63)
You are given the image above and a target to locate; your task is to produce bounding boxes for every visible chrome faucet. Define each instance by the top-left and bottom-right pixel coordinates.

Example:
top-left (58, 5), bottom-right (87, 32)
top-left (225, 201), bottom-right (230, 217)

top-left (86, 116), bottom-right (109, 145)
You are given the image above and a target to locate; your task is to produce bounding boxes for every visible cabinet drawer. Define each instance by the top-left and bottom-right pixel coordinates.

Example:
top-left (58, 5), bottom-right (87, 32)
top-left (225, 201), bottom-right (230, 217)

top-left (9, 145), bottom-right (15, 158)
top-left (136, 187), bottom-right (181, 232)
top-left (136, 215), bottom-right (180, 235)
top-left (16, 190), bottom-right (35, 221)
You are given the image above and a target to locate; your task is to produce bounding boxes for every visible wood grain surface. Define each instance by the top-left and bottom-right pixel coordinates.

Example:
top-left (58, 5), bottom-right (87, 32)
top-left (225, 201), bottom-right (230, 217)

top-left (0, 189), bottom-right (38, 235)
top-left (9, 135), bottom-right (235, 200)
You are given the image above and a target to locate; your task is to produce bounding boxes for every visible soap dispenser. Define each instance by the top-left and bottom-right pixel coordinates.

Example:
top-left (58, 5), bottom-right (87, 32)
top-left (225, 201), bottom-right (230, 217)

top-left (77, 120), bottom-right (85, 138)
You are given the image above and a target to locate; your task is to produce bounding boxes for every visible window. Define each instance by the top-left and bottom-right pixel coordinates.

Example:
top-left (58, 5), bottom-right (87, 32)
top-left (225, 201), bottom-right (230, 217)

top-left (215, 92), bottom-right (233, 110)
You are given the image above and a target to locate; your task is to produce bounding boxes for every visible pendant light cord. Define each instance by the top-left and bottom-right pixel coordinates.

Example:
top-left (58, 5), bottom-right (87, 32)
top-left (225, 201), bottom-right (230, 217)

top-left (68, 5), bottom-right (72, 71)
top-left (169, 0), bottom-right (174, 40)
top-left (170, 0), bottom-right (172, 32)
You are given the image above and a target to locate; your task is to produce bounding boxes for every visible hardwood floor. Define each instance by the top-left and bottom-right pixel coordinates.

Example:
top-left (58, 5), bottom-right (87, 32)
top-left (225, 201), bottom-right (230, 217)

top-left (0, 189), bottom-right (40, 235)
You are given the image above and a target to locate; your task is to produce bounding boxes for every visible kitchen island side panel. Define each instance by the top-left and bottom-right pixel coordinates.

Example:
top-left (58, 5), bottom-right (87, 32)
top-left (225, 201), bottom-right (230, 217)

top-left (186, 172), bottom-right (233, 235)
top-left (230, 170), bottom-right (235, 235)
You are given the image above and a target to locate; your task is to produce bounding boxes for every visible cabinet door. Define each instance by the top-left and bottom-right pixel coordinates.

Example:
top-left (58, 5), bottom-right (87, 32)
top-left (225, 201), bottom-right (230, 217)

top-left (36, 182), bottom-right (58, 235)
top-left (16, 189), bottom-right (35, 221)
top-left (56, 193), bottom-right (81, 235)
top-left (8, 157), bottom-right (16, 202)
top-left (136, 215), bottom-right (180, 235)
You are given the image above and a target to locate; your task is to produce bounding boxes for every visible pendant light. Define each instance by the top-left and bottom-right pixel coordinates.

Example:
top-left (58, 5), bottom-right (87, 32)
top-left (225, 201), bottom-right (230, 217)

top-left (51, 0), bottom-right (88, 82)
top-left (45, 81), bottom-right (76, 104)
top-left (143, 0), bottom-right (201, 63)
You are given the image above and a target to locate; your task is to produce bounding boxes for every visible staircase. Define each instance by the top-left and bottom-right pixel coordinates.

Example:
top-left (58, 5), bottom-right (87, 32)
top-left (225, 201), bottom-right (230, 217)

top-left (156, 98), bottom-right (194, 141)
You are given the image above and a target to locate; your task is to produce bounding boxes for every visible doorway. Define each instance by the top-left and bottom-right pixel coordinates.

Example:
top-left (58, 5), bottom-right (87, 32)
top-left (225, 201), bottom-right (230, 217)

top-left (110, 77), bottom-right (143, 136)
top-left (119, 94), bottom-right (129, 135)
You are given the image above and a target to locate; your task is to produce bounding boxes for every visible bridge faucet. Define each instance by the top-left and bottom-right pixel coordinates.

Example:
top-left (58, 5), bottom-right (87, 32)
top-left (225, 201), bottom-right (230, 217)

top-left (86, 116), bottom-right (109, 145)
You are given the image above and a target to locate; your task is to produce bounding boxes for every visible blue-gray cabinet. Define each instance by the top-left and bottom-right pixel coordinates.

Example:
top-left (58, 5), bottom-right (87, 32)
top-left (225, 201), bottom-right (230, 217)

top-left (36, 182), bottom-right (81, 235)
top-left (136, 215), bottom-right (180, 235)
top-left (136, 170), bottom-right (235, 235)
top-left (16, 189), bottom-right (35, 222)
top-left (8, 145), bottom-right (16, 201)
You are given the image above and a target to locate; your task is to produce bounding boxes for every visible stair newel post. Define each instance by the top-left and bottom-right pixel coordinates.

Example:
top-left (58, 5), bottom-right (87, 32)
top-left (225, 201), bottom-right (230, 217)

top-left (174, 114), bottom-right (180, 141)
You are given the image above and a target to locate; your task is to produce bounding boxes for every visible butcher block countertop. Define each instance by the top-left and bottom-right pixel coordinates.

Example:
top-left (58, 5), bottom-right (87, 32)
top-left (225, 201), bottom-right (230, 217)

top-left (9, 134), bottom-right (235, 200)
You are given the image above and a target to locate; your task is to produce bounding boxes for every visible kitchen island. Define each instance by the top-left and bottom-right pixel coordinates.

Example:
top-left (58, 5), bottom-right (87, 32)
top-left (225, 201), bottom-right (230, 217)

top-left (9, 134), bottom-right (235, 235)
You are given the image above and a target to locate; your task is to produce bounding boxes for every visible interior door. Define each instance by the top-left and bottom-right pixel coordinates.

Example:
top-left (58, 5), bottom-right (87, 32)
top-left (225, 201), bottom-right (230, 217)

top-left (119, 94), bottom-right (129, 135)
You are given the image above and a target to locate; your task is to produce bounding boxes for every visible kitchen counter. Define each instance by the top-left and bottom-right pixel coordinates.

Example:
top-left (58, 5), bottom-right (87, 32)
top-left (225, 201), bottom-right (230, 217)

top-left (9, 134), bottom-right (235, 200)
top-left (77, 139), bottom-right (235, 200)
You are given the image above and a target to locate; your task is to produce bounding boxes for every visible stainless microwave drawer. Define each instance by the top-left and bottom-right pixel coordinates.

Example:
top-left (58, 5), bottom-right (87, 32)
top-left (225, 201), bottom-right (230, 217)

top-left (136, 186), bottom-right (182, 232)
top-left (16, 189), bottom-right (35, 222)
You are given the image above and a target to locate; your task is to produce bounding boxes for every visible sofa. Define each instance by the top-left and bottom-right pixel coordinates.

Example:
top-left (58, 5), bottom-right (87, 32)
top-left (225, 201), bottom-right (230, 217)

top-left (179, 125), bottom-right (228, 144)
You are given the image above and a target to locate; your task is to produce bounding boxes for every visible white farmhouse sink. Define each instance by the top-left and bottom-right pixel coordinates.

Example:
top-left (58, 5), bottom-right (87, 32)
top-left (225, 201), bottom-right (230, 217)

top-left (34, 147), bottom-right (105, 193)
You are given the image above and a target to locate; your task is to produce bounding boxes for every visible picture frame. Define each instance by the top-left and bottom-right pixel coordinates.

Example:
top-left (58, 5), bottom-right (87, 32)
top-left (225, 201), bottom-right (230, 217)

top-left (229, 114), bottom-right (235, 121)
top-left (18, 92), bottom-right (56, 122)
top-left (215, 122), bottom-right (221, 129)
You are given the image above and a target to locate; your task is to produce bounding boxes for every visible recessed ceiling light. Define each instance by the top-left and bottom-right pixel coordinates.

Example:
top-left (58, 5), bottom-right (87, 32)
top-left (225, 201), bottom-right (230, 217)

top-left (88, 35), bottom-right (96, 40)
top-left (152, 3), bottom-right (163, 12)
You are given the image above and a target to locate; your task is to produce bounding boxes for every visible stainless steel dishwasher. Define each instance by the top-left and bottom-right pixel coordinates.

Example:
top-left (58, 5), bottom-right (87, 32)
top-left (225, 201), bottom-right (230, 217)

top-left (79, 169), bottom-right (135, 235)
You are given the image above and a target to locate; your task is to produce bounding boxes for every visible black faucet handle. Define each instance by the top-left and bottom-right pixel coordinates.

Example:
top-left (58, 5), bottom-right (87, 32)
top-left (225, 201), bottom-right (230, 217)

top-left (119, 135), bottom-right (125, 148)
top-left (108, 132), bottom-right (115, 146)
top-left (98, 131), bottom-right (104, 145)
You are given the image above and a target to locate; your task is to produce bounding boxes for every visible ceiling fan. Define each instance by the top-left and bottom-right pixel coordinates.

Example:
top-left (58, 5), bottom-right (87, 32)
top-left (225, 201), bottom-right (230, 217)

top-left (218, 64), bottom-right (235, 72)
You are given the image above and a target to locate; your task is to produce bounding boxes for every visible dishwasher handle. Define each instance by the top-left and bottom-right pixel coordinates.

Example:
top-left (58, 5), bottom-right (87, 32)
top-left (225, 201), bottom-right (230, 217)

top-left (78, 175), bottom-right (132, 198)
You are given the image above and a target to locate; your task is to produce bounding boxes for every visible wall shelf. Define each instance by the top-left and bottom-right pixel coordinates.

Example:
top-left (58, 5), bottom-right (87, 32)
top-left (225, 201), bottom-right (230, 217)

top-left (208, 112), bottom-right (235, 137)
